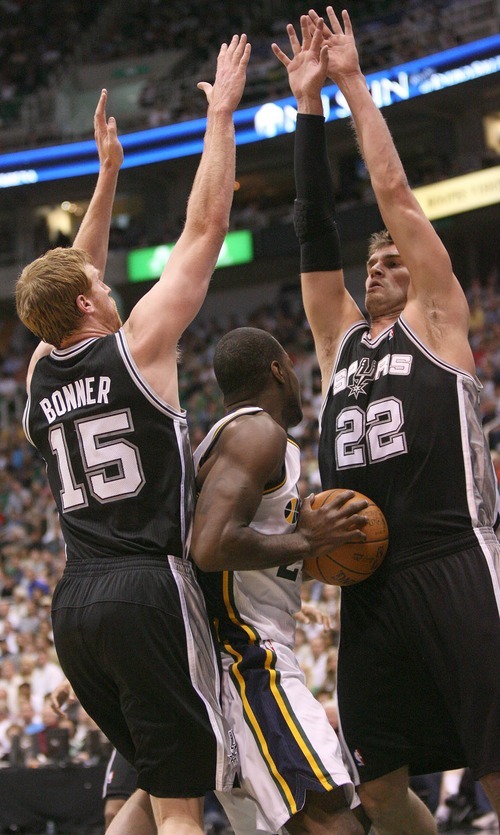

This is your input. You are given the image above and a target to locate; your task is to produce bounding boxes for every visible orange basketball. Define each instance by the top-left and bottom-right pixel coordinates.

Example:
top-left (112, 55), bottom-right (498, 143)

top-left (303, 489), bottom-right (388, 586)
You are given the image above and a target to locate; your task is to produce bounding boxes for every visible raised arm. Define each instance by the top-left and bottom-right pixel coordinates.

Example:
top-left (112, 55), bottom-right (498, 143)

top-left (191, 413), bottom-right (368, 572)
top-left (272, 19), bottom-right (362, 391)
top-left (311, 8), bottom-right (472, 366)
top-left (123, 36), bottom-right (251, 407)
top-left (73, 89), bottom-right (123, 275)
top-left (26, 90), bottom-right (123, 385)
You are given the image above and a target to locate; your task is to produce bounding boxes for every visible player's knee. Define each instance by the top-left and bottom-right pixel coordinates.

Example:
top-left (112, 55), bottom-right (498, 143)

top-left (104, 797), bottom-right (127, 829)
top-left (479, 771), bottom-right (500, 814)
top-left (287, 788), bottom-right (365, 835)
top-left (357, 773), bottom-right (408, 822)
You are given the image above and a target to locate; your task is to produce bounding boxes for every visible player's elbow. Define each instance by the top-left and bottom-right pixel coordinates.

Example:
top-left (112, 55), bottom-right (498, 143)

top-left (207, 217), bottom-right (229, 248)
top-left (191, 553), bottom-right (221, 572)
top-left (191, 215), bottom-right (229, 249)
top-left (190, 540), bottom-right (219, 572)
top-left (374, 168), bottom-right (410, 202)
top-left (191, 526), bottom-right (241, 572)
top-left (190, 536), bottom-right (229, 572)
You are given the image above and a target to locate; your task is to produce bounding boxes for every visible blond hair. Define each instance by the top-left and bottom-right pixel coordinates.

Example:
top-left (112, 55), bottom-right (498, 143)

top-left (16, 248), bottom-right (93, 347)
top-left (367, 229), bottom-right (394, 259)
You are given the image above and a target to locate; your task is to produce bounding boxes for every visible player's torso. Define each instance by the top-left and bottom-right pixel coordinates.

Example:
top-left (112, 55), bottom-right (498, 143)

top-left (24, 331), bottom-right (194, 561)
top-left (194, 408), bottom-right (303, 649)
top-left (318, 318), bottom-right (497, 564)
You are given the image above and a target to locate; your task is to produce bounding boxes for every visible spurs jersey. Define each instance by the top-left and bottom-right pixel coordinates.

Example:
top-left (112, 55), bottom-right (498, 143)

top-left (319, 316), bottom-right (498, 568)
top-left (193, 407), bottom-right (303, 650)
top-left (24, 330), bottom-right (195, 562)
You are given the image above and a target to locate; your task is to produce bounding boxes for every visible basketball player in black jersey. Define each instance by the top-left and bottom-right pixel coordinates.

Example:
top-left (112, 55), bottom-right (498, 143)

top-left (273, 9), bottom-right (500, 834)
top-left (16, 37), bottom-right (250, 835)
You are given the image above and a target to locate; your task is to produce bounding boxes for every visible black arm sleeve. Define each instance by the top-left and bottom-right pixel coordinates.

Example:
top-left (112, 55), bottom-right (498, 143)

top-left (294, 113), bottom-right (336, 208)
top-left (293, 114), bottom-right (342, 271)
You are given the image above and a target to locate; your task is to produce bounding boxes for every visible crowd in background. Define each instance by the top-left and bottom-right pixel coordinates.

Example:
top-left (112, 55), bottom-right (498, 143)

top-left (1, 0), bottom-right (496, 273)
top-left (0, 0), bottom-right (492, 138)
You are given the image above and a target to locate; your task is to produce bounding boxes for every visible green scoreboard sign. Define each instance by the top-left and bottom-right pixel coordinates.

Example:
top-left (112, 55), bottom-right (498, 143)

top-left (127, 229), bottom-right (254, 282)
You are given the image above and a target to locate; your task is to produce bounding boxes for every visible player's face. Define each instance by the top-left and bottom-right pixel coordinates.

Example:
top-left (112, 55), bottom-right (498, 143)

top-left (86, 265), bottom-right (122, 331)
top-left (364, 245), bottom-right (410, 318)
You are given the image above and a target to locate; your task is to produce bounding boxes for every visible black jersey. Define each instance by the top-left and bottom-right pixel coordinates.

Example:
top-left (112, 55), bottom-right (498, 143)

top-left (24, 330), bottom-right (194, 562)
top-left (318, 316), bottom-right (498, 567)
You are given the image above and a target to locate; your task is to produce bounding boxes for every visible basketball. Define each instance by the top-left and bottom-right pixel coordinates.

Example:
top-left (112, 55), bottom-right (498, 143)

top-left (303, 489), bottom-right (388, 586)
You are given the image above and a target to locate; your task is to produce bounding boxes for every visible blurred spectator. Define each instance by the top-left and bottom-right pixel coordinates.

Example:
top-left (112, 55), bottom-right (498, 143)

top-left (24, 699), bottom-right (64, 768)
top-left (322, 697), bottom-right (340, 733)
top-left (17, 697), bottom-right (42, 735)
top-left (0, 657), bottom-right (22, 714)
top-left (17, 598), bottom-right (40, 635)
top-left (299, 633), bottom-right (329, 696)
top-left (3, 720), bottom-right (29, 767)
top-left (322, 647), bottom-right (339, 698)
top-left (0, 0), bottom-right (495, 155)
top-left (0, 696), bottom-right (11, 758)
top-left (69, 703), bottom-right (111, 764)
top-left (30, 648), bottom-right (65, 713)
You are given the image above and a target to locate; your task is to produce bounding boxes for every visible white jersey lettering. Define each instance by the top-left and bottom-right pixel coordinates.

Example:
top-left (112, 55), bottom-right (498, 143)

top-left (334, 354), bottom-right (413, 395)
top-left (38, 376), bottom-right (111, 424)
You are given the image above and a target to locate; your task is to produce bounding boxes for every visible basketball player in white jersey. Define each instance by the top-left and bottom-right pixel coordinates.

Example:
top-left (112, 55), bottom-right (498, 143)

top-left (191, 326), bottom-right (372, 835)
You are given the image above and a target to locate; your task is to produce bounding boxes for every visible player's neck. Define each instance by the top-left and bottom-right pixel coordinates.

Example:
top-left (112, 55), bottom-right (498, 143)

top-left (225, 398), bottom-right (284, 426)
top-left (60, 323), bottom-right (117, 348)
top-left (225, 398), bottom-right (263, 415)
top-left (369, 312), bottom-right (400, 339)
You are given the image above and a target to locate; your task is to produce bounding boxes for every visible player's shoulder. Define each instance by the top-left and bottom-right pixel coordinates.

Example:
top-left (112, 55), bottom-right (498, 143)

top-left (220, 410), bottom-right (286, 451)
top-left (225, 408), bottom-right (283, 433)
top-left (26, 342), bottom-right (53, 387)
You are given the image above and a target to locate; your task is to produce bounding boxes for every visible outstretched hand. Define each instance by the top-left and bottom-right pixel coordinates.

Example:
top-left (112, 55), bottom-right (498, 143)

top-left (198, 34), bottom-right (251, 112)
top-left (307, 7), bottom-right (361, 84)
top-left (94, 88), bottom-right (124, 172)
top-left (271, 16), bottom-right (329, 105)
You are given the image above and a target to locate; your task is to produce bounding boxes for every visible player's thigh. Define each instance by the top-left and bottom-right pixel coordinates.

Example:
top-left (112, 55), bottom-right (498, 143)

top-left (104, 797), bottom-right (128, 828)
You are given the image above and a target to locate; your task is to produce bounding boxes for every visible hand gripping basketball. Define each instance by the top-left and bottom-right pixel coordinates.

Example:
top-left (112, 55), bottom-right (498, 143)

top-left (304, 489), bottom-right (388, 585)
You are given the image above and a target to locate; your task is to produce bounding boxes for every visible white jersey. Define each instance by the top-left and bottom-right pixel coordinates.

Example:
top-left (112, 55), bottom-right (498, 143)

top-left (194, 407), bottom-right (358, 833)
top-left (193, 407), bottom-right (303, 650)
